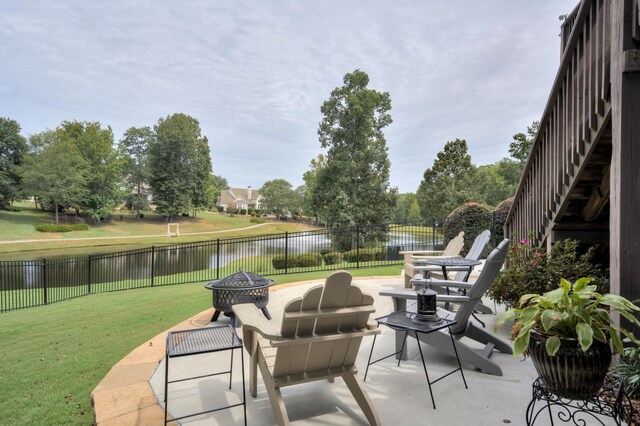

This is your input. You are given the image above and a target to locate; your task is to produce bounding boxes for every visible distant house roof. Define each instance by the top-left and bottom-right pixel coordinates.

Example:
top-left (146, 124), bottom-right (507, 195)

top-left (219, 188), bottom-right (262, 206)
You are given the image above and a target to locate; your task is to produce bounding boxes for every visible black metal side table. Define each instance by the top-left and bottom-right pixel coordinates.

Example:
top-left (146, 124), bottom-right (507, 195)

top-left (164, 325), bottom-right (246, 425)
top-left (526, 375), bottom-right (633, 425)
top-left (364, 311), bottom-right (468, 409)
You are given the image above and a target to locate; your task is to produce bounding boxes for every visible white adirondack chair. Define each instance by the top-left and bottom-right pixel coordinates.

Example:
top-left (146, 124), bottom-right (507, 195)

top-left (233, 270), bottom-right (381, 426)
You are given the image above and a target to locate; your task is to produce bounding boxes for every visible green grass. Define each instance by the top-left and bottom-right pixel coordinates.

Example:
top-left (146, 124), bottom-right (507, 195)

top-left (0, 202), bottom-right (316, 257)
top-left (0, 266), bottom-right (398, 425)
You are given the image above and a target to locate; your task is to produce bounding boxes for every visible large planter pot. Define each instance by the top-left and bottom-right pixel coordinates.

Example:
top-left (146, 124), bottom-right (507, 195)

top-left (528, 329), bottom-right (612, 399)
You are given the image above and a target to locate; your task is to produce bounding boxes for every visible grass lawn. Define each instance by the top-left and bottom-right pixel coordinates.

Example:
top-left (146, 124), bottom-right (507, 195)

top-left (0, 202), bottom-right (316, 257)
top-left (0, 266), bottom-right (399, 425)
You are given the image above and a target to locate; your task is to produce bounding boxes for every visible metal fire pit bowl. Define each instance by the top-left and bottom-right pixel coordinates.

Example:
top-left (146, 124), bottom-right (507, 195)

top-left (204, 271), bottom-right (275, 327)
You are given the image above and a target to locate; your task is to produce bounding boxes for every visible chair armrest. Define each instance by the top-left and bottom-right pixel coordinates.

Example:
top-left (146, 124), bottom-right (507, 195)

top-left (400, 250), bottom-right (445, 256)
top-left (436, 295), bottom-right (470, 303)
top-left (379, 288), bottom-right (417, 300)
top-left (232, 303), bottom-right (283, 341)
top-left (428, 278), bottom-right (474, 290)
top-left (411, 255), bottom-right (461, 262)
top-left (367, 320), bottom-right (379, 330)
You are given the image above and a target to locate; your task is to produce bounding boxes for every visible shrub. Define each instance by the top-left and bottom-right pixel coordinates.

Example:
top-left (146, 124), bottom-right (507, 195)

top-left (296, 253), bottom-right (323, 267)
top-left (217, 206), bottom-right (224, 213)
top-left (35, 224), bottom-right (90, 233)
top-left (272, 255), bottom-right (287, 270)
top-left (487, 235), bottom-right (608, 308)
top-left (239, 209), bottom-right (247, 215)
top-left (2, 205), bottom-right (20, 212)
top-left (226, 206), bottom-right (238, 214)
top-left (271, 253), bottom-right (324, 269)
top-left (323, 252), bottom-right (343, 265)
top-left (343, 248), bottom-right (385, 262)
top-left (444, 202), bottom-right (493, 257)
top-left (612, 342), bottom-right (640, 398)
top-left (491, 197), bottom-right (513, 247)
top-left (250, 217), bottom-right (265, 224)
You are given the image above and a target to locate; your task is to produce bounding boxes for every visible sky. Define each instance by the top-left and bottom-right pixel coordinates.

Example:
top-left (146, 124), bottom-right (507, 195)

top-left (1, 0), bottom-right (579, 193)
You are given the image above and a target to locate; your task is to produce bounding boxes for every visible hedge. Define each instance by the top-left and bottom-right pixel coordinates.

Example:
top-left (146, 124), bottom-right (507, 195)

top-left (272, 253), bottom-right (324, 270)
top-left (35, 224), bottom-right (90, 233)
top-left (323, 252), bottom-right (343, 265)
top-left (444, 202), bottom-right (493, 257)
top-left (343, 248), bottom-right (386, 263)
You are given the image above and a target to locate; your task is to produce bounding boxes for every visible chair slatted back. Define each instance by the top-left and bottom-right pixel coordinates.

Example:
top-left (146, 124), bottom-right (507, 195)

top-left (273, 271), bottom-right (375, 377)
top-left (452, 230), bottom-right (491, 281)
top-left (442, 231), bottom-right (465, 257)
top-left (450, 239), bottom-right (509, 334)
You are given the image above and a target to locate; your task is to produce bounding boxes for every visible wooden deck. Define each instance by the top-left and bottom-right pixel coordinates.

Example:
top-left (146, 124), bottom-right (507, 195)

top-left (505, 0), bottom-right (640, 305)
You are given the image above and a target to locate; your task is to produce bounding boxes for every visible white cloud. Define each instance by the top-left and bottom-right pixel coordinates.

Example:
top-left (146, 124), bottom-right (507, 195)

top-left (0, 0), bottom-right (579, 192)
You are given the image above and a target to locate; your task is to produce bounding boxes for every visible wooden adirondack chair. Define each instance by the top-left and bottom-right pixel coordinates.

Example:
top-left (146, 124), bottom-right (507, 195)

top-left (232, 270), bottom-right (381, 426)
top-left (401, 231), bottom-right (465, 287)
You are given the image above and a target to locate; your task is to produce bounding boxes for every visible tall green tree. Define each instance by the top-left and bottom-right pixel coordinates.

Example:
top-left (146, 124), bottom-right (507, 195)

top-left (20, 138), bottom-right (89, 223)
top-left (302, 154), bottom-right (326, 222)
top-left (118, 126), bottom-right (153, 219)
top-left (149, 113), bottom-right (210, 221)
top-left (313, 69), bottom-right (396, 248)
top-left (474, 158), bottom-right (523, 207)
top-left (417, 138), bottom-right (475, 224)
top-left (393, 193), bottom-right (417, 224)
top-left (190, 137), bottom-right (213, 217)
top-left (509, 120), bottom-right (539, 164)
top-left (59, 121), bottom-right (123, 222)
top-left (210, 174), bottom-right (229, 208)
top-left (260, 179), bottom-right (295, 215)
top-left (0, 117), bottom-right (27, 208)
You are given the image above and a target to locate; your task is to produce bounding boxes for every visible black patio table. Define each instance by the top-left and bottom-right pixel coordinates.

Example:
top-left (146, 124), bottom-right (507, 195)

top-left (412, 257), bottom-right (481, 282)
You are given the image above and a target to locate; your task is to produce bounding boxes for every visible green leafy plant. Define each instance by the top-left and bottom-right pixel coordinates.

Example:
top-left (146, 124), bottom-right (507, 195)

top-left (612, 341), bottom-right (640, 398)
top-left (496, 277), bottom-right (640, 357)
top-left (487, 235), bottom-right (607, 308)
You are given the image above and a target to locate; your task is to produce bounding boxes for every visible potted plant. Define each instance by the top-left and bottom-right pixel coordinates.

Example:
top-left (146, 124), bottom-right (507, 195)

top-left (496, 277), bottom-right (640, 399)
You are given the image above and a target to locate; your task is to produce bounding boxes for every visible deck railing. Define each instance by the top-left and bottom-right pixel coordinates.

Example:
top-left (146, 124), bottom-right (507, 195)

top-left (506, 0), bottom-right (611, 245)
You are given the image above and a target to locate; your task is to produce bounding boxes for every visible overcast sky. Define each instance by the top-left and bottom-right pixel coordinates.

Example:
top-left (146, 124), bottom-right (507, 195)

top-left (1, 0), bottom-right (578, 193)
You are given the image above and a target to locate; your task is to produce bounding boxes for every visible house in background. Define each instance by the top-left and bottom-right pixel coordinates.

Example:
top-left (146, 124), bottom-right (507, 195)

top-left (218, 187), bottom-right (263, 212)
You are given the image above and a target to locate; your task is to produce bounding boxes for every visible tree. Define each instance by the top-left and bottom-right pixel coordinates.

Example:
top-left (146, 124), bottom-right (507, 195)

top-left (210, 174), bottom-right (229, 209)
top-left (313, 69), bottom-right (396, 249)
top-left (260, 179), bottom-right (295, 216)
top-left (149, 113), bottom-right (210, 221)
top-left (393, 193), bottom-right (417, 224)
top-left (59, 121), bottom-right (124, 222)
top-left (190, 137), bottom-right (213, 217)
top-left (0, 117), bottom-right (28, 208)
top-left (474, 158), bottom-right (523, 207)
top-left (20, 138), bottom-right (88, 223)
top-left (302, 154), bottom-right (327, 222)
top-left (509, 121), bottom-right (539, 164)
top-left (118, 126), bottom-right (153, 218)
top-left (416, 138), bottom-right (475, 224)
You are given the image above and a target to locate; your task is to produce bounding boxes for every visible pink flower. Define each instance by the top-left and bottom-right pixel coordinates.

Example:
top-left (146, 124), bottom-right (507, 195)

top-left (535, 251), bottom-right (541, 257)
top-left (533, 261), bottom-right (538, 267)
top-left (520, 238), bottom-right (528, 245)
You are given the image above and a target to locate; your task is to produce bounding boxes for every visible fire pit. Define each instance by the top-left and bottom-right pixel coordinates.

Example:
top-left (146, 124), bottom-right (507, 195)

top-left (204, 271), bottom-right (275, 327)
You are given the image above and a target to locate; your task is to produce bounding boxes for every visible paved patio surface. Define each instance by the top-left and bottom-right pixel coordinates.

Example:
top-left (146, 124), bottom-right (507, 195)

top-left (91, 275), bottom-right (621, 425)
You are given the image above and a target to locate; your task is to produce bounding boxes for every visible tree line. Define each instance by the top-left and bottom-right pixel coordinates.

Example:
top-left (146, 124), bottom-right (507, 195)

top-left (2, 68), bottom-right (537, 238)
top-left (0, 113), bottom-right (228, 223)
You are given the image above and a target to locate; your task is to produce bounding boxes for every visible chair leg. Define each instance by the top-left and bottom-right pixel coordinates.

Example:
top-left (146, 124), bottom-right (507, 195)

top-left (263, 378), bottom-right (289, 426)
top-left (343, 373), bottom-right (381, 426)
top-left (249, 354), bottom-right (258, 397)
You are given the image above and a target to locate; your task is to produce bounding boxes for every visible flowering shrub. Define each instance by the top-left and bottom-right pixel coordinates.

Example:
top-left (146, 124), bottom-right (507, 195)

top-left (487, 234), bottom-right (607, 308)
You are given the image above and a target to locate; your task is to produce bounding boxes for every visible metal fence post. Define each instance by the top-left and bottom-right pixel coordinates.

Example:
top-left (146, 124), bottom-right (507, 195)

top-left (216, 239), bottom-right (220, 280)
top-left (356, 225), bottom-right (360, 269)
top-left (42, 258), bottom-right (47, 305)
top-left (87, 255), bottom-right (92, 294)
top-left (284, 231), bottom-right (289, 275)
top-left (151, 246), bottom-right (155, 287)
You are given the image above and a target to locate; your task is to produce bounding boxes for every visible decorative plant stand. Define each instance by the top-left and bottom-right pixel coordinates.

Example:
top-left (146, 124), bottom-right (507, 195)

top-left (526, 375), bottom-right (633, 425)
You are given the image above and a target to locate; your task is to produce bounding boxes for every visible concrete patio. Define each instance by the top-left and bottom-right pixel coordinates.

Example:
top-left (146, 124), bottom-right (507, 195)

top-left (91, 275), bottom-right (620, 425)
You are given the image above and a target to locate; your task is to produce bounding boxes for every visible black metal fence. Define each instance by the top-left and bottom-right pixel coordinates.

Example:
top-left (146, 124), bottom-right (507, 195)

top-left (0, 223), bottom-right (442, 312)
